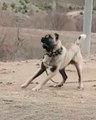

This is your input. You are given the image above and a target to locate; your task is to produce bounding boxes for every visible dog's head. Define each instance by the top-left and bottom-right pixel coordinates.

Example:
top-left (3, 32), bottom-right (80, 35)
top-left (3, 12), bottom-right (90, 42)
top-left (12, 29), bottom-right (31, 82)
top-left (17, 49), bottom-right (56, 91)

top-left (41, 33), bottom-right (59, 52)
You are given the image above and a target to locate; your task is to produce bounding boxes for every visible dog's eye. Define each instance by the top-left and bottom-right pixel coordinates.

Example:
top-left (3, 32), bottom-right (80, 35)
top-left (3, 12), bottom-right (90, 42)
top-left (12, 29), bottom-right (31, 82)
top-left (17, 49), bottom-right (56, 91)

top-left (48, 35), bottom-right (52, 38)
top-left (78, 36), bottom-right (81, 40)
top-left (54, 33), bottom-right (59, 41)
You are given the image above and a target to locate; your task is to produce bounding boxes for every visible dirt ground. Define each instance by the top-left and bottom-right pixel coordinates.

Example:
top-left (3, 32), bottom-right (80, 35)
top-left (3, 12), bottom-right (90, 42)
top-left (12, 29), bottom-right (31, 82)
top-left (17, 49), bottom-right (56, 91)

top-left (0, 55), bottom-right (96, 120)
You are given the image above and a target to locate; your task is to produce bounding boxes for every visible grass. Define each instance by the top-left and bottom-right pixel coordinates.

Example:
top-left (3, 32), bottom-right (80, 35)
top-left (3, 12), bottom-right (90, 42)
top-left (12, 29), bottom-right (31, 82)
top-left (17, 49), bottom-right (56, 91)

top-left (1, 0), bottom-right (96, 12)
top-left (1, 0), bottom-right (96, 11)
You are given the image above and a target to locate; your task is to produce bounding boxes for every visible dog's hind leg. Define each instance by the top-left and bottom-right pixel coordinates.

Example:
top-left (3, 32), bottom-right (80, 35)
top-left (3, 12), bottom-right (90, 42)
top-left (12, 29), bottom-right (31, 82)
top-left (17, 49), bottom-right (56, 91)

top-left (21, 62), bottom-right (46, 88)
top-left (74, 61), bottom-right (83, 89)
top-left (72, 50), bottom-right (84, 89)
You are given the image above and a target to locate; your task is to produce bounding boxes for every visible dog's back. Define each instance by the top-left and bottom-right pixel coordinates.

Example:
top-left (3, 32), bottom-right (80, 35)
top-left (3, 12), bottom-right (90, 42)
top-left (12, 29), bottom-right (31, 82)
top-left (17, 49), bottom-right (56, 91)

top-left (60, 34), bottom-right (86, 69)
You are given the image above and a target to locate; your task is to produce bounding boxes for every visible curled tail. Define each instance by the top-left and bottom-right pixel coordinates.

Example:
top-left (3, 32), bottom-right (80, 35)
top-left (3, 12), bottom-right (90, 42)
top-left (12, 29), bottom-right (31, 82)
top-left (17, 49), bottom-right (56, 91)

top-left (75, 34), bottom-right (86, 46)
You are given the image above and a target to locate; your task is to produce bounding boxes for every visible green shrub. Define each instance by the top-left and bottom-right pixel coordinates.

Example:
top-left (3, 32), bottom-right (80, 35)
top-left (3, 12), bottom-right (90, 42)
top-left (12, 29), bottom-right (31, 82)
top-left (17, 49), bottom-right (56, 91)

top-left (10, 0), bottom-right (29, 14)
top-left (24, 0), bottom-right (30, 4)
top-left (22, 4), bottom-right (27, 9)
top-left (21, 9), bottom-right (28, 14)
top-left (14, 6), bottom-right (22, 13)
top-left (19, 0), bottom-right (25, 6)
top-left (10, 3), bottom-right (16, 10)
top-left (2, 2), bottom-right (8, 10)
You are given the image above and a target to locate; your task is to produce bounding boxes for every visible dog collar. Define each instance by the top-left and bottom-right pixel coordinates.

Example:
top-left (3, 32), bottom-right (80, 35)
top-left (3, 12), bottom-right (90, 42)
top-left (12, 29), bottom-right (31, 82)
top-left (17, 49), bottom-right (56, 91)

top-left (46, 47), bottom-right (63, 57)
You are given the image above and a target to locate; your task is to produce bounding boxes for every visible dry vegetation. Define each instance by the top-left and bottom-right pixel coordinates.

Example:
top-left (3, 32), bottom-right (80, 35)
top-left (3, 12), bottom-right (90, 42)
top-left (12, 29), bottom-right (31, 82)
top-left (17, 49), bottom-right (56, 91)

top-left (0, 0), bottom-right (96, 32)
top-left (0, 28), bottom-right (96, 61)
top-left (0, 0), bottom-right (96, 61)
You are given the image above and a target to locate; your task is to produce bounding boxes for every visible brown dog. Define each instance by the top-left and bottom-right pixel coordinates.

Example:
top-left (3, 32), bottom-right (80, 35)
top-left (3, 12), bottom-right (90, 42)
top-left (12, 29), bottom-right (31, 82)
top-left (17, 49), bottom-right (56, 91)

top-left (21, 33), bottom-right (86, 91)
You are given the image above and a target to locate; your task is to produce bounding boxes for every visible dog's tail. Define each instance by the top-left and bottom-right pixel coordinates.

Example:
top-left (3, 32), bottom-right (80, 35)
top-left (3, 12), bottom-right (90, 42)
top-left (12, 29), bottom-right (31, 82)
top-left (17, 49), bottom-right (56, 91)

top-left (75, 34), bottom-right (86, 46)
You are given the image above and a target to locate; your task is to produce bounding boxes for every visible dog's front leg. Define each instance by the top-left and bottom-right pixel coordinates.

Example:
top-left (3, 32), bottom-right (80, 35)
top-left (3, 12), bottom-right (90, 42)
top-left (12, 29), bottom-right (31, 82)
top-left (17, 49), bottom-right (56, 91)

top-left (32, 69), bottom-right (58, 91)
top-left (21, 62), bottom-right (46, 88)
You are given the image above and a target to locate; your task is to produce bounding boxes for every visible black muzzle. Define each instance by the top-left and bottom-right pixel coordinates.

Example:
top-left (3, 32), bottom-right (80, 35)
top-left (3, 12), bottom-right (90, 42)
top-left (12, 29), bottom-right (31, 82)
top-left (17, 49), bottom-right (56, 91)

top-left (41, 37), bottom-right (55, 52)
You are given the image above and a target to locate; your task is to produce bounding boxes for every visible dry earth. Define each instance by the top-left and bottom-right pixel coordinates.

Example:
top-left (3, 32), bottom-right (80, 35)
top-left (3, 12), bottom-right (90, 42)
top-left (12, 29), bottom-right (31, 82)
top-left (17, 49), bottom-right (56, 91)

top-left (0, 55), bottom-right (96, 120)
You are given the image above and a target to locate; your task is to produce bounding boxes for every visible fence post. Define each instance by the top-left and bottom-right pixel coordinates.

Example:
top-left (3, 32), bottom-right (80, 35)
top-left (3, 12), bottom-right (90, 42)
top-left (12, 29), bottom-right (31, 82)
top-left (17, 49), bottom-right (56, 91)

top-left (82, 0), bottom-right (93, 56)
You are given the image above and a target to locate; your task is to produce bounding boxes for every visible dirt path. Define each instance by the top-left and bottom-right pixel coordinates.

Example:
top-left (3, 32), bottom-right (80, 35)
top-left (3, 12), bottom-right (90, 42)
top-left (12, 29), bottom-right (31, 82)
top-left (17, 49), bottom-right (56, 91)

top-left (0, 57), bottom-right (96, 120)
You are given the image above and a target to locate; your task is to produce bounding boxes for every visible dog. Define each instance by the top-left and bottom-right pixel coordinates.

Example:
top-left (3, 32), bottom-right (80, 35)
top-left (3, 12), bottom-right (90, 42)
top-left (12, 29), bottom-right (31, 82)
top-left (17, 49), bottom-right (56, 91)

top-left (21, 33), bottom-right (86, 91)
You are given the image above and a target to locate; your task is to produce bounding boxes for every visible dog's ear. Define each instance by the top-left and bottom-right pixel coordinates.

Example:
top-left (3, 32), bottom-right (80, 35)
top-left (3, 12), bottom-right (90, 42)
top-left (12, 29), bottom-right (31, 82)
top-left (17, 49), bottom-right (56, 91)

top-left (54, 33), bottom-right (59, 41)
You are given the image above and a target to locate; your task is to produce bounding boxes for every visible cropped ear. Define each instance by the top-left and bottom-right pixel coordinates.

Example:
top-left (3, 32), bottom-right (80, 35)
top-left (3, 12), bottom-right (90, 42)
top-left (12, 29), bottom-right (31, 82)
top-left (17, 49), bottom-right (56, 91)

top-left (54, 33), bottom-right (59, 41)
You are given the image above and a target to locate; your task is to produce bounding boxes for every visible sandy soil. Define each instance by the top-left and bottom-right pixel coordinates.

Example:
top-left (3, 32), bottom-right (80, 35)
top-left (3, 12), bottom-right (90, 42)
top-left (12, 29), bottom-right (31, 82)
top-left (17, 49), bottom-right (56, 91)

top-left (0, 56), bottom-right (96, 120)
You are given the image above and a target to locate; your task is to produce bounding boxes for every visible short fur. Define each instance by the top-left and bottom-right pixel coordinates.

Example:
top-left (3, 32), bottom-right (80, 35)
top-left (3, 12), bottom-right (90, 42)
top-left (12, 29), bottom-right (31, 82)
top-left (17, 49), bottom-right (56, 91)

top-left (21, 33), bottom-right (86, 91)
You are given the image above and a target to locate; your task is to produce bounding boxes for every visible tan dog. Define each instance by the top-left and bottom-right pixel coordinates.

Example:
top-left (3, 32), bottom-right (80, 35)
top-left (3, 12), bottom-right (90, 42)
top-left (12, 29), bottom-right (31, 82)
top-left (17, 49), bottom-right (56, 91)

top-left (21, 33), bottom-right (86, 91)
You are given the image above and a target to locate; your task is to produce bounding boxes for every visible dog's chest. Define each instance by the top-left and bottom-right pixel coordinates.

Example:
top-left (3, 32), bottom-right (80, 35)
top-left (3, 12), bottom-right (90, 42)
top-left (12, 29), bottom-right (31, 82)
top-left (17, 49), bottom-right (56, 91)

top-left (50, 56), bottom-right (60, 65)
top-left (43, 46), bottom-right (66, 68)
top-left (43, 53), bottom-right (64, 67)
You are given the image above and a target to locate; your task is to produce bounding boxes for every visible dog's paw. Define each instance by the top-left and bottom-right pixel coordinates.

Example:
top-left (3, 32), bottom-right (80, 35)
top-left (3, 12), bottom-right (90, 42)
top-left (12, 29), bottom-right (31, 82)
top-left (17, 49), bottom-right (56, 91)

top-left (53, 83), bottom-right (63, 87)
top-left (56, 84), bottom-right (63, 87)
top-left (77, 84), bottom-right (84, 90)
top-left (32, 85), bottom-right (41, 91)
top-left (49, 84), bottom-right (63, 88)
top-left (21, 83), bottom-right (28, 88)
